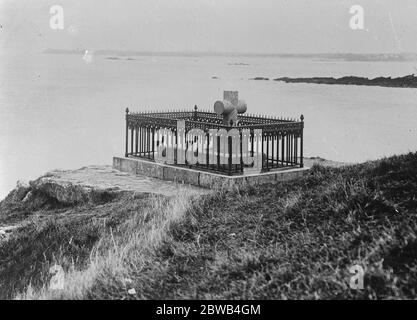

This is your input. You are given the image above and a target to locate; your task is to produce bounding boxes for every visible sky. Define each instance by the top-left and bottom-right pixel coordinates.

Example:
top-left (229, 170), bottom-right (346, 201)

top-left (0, 0), bottom-right (417, 54)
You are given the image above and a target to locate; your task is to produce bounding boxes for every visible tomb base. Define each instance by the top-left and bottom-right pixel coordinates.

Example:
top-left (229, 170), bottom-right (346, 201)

top-left (113, 156), bottom-right (310, 189)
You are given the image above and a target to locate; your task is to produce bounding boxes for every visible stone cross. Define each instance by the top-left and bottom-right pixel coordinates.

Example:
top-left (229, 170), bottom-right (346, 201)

top-left (214, 91), bottom-right (247, 126)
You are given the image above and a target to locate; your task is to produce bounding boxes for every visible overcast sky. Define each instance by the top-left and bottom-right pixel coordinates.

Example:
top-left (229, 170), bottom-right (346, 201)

top-left (1, 0), bottom-right (416, 54)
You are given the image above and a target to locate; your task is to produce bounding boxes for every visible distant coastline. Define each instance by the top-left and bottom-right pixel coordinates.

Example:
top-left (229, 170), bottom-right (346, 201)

top-left (42, 49), bottom-right (417, 62)
top-left (272, 74), bottom-right (417, 88)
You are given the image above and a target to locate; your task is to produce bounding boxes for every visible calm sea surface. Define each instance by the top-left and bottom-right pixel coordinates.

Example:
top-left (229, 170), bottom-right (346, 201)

top-left (1, 52), bottom-right (417, 198)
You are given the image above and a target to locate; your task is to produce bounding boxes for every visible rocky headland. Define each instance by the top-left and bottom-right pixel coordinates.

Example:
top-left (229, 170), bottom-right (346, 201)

top-left (273, 74), bottom-right (417, 88)
top-left (1, 154), bottom-right (416, 300)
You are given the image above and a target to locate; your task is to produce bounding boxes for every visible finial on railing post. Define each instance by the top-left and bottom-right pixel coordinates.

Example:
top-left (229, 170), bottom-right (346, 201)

top-left (193, 105), bottom-right (198, 120)
top-left (300, 114), bottom-right (304, 122)
top-left (126, 107), bottom-right (130, 114)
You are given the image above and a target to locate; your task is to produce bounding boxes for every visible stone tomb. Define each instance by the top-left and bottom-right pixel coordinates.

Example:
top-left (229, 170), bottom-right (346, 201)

top-left (113, 91), bottom-right (308, 188)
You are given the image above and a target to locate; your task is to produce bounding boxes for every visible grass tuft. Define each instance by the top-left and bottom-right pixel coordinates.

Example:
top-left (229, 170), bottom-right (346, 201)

top-left (1, 152), bottom-right (417, 299)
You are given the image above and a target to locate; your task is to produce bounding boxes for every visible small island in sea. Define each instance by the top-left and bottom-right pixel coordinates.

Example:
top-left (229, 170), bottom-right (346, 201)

top-left (249, 77), bottom-right (270, 81)
top-left (273, 74), bottom-right (417, 88)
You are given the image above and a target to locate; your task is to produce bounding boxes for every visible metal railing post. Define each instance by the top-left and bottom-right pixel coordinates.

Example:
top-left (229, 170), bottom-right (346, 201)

top-left (125, 108), bottom-right (129, 157)
top-left (300, 114), bottom-right (304, 168)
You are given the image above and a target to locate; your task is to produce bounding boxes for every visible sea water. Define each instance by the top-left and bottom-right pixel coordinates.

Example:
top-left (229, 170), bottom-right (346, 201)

top-left (1, 52), bottom-right (417, 198)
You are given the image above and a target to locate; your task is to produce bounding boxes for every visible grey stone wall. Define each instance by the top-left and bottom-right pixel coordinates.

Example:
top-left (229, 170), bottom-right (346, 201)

top-left (113, 157), bottom-right (310, 189)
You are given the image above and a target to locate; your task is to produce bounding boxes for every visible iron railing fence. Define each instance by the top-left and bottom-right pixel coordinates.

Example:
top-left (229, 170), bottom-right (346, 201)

top-left (124, 107), bottom-right (304, 175)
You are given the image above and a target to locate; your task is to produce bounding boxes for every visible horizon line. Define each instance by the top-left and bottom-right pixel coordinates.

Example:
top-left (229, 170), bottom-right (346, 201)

top-left (42, 49), bottom-right (417, 56)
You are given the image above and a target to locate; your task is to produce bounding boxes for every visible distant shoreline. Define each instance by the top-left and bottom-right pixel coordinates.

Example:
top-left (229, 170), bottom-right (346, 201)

top-left (42, 49), bottom-right (417, 62)
top-left (250, 74), bottom-right (417, 88)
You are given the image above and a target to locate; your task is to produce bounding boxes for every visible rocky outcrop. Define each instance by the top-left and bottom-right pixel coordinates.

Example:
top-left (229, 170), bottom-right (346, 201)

top-left (0, 173), bottom-right (122, 214)
top-left (28, 175), bottom-right (121, 206)
top-left (273, 74), bottom-right (417, 88)
top-left (249, 77), bottom-right (270, 81)
top-left (1, 165), bottom-right (206, 213)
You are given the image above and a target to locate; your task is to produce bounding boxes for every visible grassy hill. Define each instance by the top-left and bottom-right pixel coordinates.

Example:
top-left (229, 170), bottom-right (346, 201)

top-left (1, 152), bottom-right (416, 299)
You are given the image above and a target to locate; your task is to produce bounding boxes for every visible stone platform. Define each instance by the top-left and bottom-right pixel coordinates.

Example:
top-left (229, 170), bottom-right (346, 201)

top-left (113, 156), bottom-right (310, 189)
top-left (28, 165), bottom-right (208, 203)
